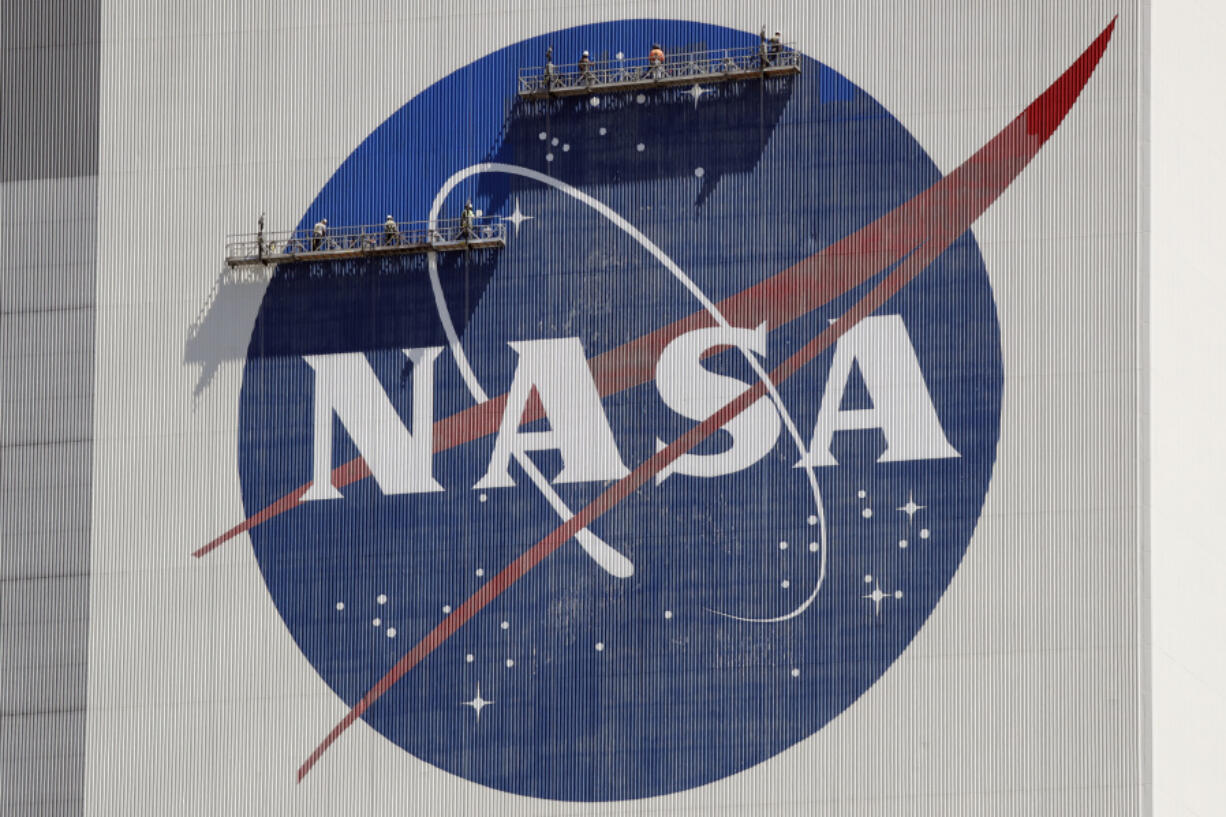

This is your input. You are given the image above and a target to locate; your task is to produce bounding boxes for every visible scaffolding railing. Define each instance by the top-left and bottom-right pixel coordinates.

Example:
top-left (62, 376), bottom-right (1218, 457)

top-left (517, 43), bottom-right (801, 99)
top-left (224, 216), bottom-right (506, 267)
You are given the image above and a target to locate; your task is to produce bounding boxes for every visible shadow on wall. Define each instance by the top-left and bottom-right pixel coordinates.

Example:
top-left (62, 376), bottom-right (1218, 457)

top-left (478, 74), bottom-right (797, 214)
top-left (183, 266), bottom-right (267, 398)
top-left (182, 251), bottom-right (500, 398)
top-left (182, 67), bottom-right (796, 395)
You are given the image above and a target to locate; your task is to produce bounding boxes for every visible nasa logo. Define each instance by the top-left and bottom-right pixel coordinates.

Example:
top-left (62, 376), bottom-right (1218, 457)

top-left (200, 18), bottom-right (1114, 801)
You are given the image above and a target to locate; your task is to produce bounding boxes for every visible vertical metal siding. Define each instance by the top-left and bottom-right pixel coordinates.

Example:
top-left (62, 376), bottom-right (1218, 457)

top-left (0, 1), bottom-right (1152, 814)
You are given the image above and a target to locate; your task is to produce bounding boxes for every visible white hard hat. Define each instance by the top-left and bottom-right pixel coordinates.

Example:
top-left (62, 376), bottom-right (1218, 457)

top-left (583, 50), bottom-right (589, 56)
top-left (387, 214), bottom-right (393, 219)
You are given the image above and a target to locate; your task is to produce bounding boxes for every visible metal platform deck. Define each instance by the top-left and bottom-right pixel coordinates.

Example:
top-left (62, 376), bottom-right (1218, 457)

top-left (224, 216), bottom-right (506, 268)
top-left (517, 43), bottom-right (801, 100)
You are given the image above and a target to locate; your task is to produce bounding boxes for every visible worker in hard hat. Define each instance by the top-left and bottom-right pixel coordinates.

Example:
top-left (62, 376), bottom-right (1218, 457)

top-left (769, 31), bottom-right (783, 59)
top-left (544, 46), bottom-right (555, 89)
top-left (384, 215), bottom-right (401, 246)
top-left (460, 200), bottom-right (474, 240)
top-left (312, 218), bottom-right (327, 250)
top-left (648, 43), bottom-right (665, 77)
top-left (257, 212), bottom-right (266, 259)
top-left (578, 50), bottom-right (593, 84)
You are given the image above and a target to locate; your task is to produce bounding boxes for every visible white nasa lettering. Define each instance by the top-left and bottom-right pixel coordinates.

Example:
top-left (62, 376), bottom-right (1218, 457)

top-left (474, 337), bottom-right (632, 489)
top-left (300, 320), bottom-right (956, 498)
top-left (796, 315), bottom-right (960, 468)
top-left (654, 324), bottom-right (781, 483)
top-left (302, 348), bottom-right (446, 501)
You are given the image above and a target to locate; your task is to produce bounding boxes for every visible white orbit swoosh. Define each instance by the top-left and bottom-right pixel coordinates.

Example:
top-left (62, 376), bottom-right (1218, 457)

top-left (427, 162), bottom-right (827, 623)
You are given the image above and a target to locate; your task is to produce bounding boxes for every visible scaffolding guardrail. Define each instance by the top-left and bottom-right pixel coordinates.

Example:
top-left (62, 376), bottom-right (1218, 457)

top-left (517, 43), bottom-right (801, 99)
top-left (224, 216), bottom-right (507, 267)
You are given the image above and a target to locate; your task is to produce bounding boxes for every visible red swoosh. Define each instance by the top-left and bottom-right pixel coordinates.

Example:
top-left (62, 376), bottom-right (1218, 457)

top-left (293, 19), bottom-right (1118, 780)
top-left (196, 19), bottom-right (1113, 560)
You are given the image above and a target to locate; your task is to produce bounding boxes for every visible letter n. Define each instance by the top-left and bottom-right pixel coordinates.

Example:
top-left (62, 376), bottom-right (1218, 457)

top-left (302, 348), bottom-right (445, 501)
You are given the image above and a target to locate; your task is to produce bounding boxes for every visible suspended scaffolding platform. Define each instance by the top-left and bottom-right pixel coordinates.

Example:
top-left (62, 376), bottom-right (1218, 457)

top-left (224, 216), bottom-right (507, 268)
top-left (517, 43), bottom-right (801, 100)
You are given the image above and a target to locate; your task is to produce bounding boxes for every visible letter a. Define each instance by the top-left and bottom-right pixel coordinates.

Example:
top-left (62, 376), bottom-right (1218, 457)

top-left (797, 315), bottom-right (959, 467)
top-left (302, 348), bottom-right (445, 501)
top-left (475, 337), bottom-right (630, 489)
top-left (654, 324), bottom-right (781, 483)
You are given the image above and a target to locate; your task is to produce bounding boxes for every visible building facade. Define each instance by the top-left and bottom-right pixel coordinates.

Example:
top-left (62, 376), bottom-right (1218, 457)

top-left (2, 2), bottom-right (1147, 814)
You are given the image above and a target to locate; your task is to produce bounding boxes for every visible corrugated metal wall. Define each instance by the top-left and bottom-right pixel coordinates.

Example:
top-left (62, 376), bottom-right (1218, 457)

top-left (1, 2), bottom-right (1150, 815)
top-left (1, 2), bottom-right (99, 815)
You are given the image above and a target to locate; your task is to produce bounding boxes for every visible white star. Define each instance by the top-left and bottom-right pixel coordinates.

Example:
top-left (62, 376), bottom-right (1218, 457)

top-left (502, 198), bottom-right (534, 236)
top-left (863, 583), bottom-right (888, 615)
top-left (896, 491), bottom-right (926, 521)
top-left (862, 575), bottom-right (903, 616)
top-left (684, 83), bottom-right (710, 108)
top-left (461, 683), bottom-right (494, 721)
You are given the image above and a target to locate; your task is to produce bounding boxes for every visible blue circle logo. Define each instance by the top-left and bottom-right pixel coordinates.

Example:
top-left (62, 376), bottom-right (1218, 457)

top-left (237, 19), bottom-right (1002, 801)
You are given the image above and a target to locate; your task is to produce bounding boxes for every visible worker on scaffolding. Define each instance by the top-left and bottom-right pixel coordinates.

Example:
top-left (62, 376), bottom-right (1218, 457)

top-left (769, 31), bottom-right (783, 59)
top-left (578, 50), bottom-right (593, 84)
top-left (544, 46), bottom-right (556, 88)
top-left (460, 200), bottom-right (475, 240)
top-left (384, 214), bottom-right (400, 246)
top-left (257, 212), bottom-right (266, 259)
top-left (312, 218), bottom-right (327, 250)
top-left (648, 43), bottom-right (665, 78)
